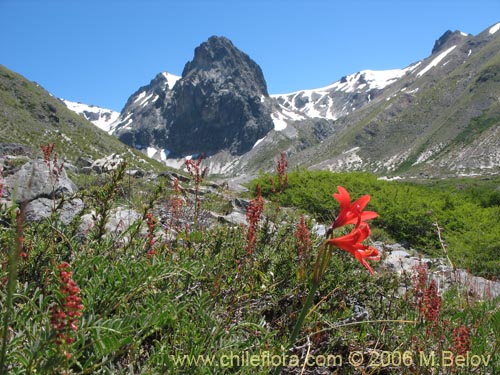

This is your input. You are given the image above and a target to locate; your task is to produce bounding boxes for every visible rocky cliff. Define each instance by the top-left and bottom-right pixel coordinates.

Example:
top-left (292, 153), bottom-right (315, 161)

top-left (113, 36), bottom-right (274, 158)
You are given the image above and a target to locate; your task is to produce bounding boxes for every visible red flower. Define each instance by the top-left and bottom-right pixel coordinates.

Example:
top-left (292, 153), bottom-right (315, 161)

top-left (331, 186), bottom-right (378, 230)
top-left (327, 222), bottom-right (380, 274)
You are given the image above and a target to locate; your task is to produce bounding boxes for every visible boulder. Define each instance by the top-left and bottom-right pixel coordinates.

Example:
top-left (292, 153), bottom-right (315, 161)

top-left (25, 197), bottom-right (84, 225)
top-left (3, 159), bottom-right (76, 203)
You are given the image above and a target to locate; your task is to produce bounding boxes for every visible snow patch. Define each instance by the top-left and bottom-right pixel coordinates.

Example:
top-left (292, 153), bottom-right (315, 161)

top-left (271, 112), bottom-right (288, 131)
top-left (253, 137), bottom-right (266, 148)
top-left (145, 147), bottom-right (168, 161)
top-left (139, 93), bottom-right (154, 106)
top-left (378, 176), bottom-right (402, 181)
top-left (407, 62), bottom-right (422, 73)
top-left (489, 22), bottom-right (500, 34)
top-left (133, 91), bottom-right (146, 103)
top-left (272, 66), bottom-right (415, 120)
top-left (161, 72), bottom-right (181, 88)
top-left (413, 143), bottom-right (444, 165)
top-left (122, 118), bottom-right (133, 129)
top-left (417, 45), bottom-right (456, 77)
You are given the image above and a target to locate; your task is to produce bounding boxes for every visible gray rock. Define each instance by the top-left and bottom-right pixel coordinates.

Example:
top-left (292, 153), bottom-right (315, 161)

top-left (0, 143), bottom-right (32, 157)
top-left (76, 156), bottom-right (93, 168)
top-left (376, 242), bottom-right (500, 299)
top-left (232, 198), bottom-right (249, 210)
top-left (25, 197), bottom-right (84, 225)
top-left (312, 223), bottom-right (326, 237)
top-left (126, 169), bottom-right (146, 178)
top-left (4, 159), bottom-right (76, 203)
top-left (91, 154), bottom-right (124, 174)
top-left (105, 207), bottom-right (142, 235)
top-left (158, 171), bottom-right (190, 183)
top-left (220, 211), bottom-right (247, 226)
top-left (78, 207), bottom-right (143, 237)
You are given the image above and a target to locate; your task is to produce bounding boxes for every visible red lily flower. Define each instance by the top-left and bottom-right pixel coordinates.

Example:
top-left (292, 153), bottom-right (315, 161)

top-left (331, 186), bottom-right (378, 230)
top-left (327, 222), bottom-right (380, 274)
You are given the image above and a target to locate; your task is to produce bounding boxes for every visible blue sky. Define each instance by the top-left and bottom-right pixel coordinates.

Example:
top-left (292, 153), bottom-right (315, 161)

top-left (1, 0), bottom-right (499, 111)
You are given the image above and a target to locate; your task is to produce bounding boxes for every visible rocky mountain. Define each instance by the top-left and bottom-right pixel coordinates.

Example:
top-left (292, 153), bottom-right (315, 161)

top-left (0, 64), bottom-right (164, 170)
top-left (287, 22), bottom-right (500, 177)
top-left (109, 23), bottom-right (499, 178)
top-left (5, 22), bottom-right (498, 179)
top-left (271, 67), bottom-right (415, 121)
top-left (113, 36), bottom-right (274, 159)
top-left (62, 99), bottom-right (120, 133)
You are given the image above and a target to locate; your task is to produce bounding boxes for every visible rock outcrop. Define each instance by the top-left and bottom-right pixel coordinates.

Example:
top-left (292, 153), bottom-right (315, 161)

top-left (113, 36), bottom-right (274, 157)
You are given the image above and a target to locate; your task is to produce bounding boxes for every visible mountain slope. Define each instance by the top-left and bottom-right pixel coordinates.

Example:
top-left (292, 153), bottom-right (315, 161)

top-left (291, 23), bottom-right (500, 177)
top-left (271, 67), bottom-right (417, 120)
top-left (0, 64), bottom-right (163, 169)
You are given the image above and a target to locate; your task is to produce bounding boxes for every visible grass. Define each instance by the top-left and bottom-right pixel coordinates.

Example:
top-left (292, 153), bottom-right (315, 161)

top-left (1, 154), bottom-right (499, 374)
top-left (0, 64), bottom-right (167, 173)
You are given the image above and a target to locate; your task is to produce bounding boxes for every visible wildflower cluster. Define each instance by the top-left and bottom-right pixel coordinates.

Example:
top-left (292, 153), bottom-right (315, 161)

top-left (245, 184), bottom-right (264, 259)
top-left (184, 155), bottom-right (208, 186)
top-left (50, 262), bottom-right (83, 354)
top-left (40, 143), bottom-right (64, 181)
top-left (411, 263), bottom-right (442, 325)
top-left (0, 163), bottom-right (3, 199)
top-left (452, 325), bottom-right (471, 355)
top-left (145, 211), bottom-right (157, 256)
top-left (420, 279), bottom-right (442, 324)
top-left (185, 155), bottom-right (208, 227)
top-left (278, 186), bottom-right (380, 375)
top-left (269, 152), bottom-right (288, 194)
top-left (412, 262), bottom-right (429, 304)
top-left (15, 209), bottom-right (30, 260)
top-left (295, 215), bottom-right (312, 282)
top-left (167, 178), bottom-right (184, 232)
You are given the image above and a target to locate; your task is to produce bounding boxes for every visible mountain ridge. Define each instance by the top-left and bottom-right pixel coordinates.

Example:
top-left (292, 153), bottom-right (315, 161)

top-left (5, 21), bottom-right (500, 179)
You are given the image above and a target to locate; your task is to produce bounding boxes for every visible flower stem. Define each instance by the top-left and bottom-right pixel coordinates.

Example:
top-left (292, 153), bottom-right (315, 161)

top-left (289, 281), bottom-right (319, 347)
top-left (271, 281), bottom-right (319, 375)
top-left (273, 242), bottom-right (331, 374)
top-left (0, 207), bottom-right (24, 374)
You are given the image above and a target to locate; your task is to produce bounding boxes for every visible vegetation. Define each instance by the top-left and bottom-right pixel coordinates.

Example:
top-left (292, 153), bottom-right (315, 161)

top-left (253, 169), bottom-right (500, 278)
top-left (0, 64), bottom-right (165, 172)
top-left (1, 152), bottom-right (499, 374)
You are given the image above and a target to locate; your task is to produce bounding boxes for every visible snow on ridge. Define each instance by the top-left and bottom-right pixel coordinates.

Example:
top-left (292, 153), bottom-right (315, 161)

top-left (62, 99), bottom-right (120, 133)
top-left (270, 67), bottom-right (413, 121)
top-left (273, 67), bottom-right (411, 98)
top-left (139, 93), bottom-right (154, 106)
top-left (416, 45), bottom-right (457, 77)
top-left (161, 72), bottom-right (181, 88)
top-left (133, 91), bottom-right (146, 103)
top-left (489, 22), bottom-right (500, 35)
top-left (270, 106), bottom-right (307, 131)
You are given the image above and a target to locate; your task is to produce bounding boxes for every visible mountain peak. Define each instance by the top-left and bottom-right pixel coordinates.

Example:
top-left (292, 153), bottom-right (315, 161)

top-left (432, 30), bottom-right (468, 54)
top-left (182, 35), bottom-right (268, 96)
top-left (113, 36), bottom-right (273, 157)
